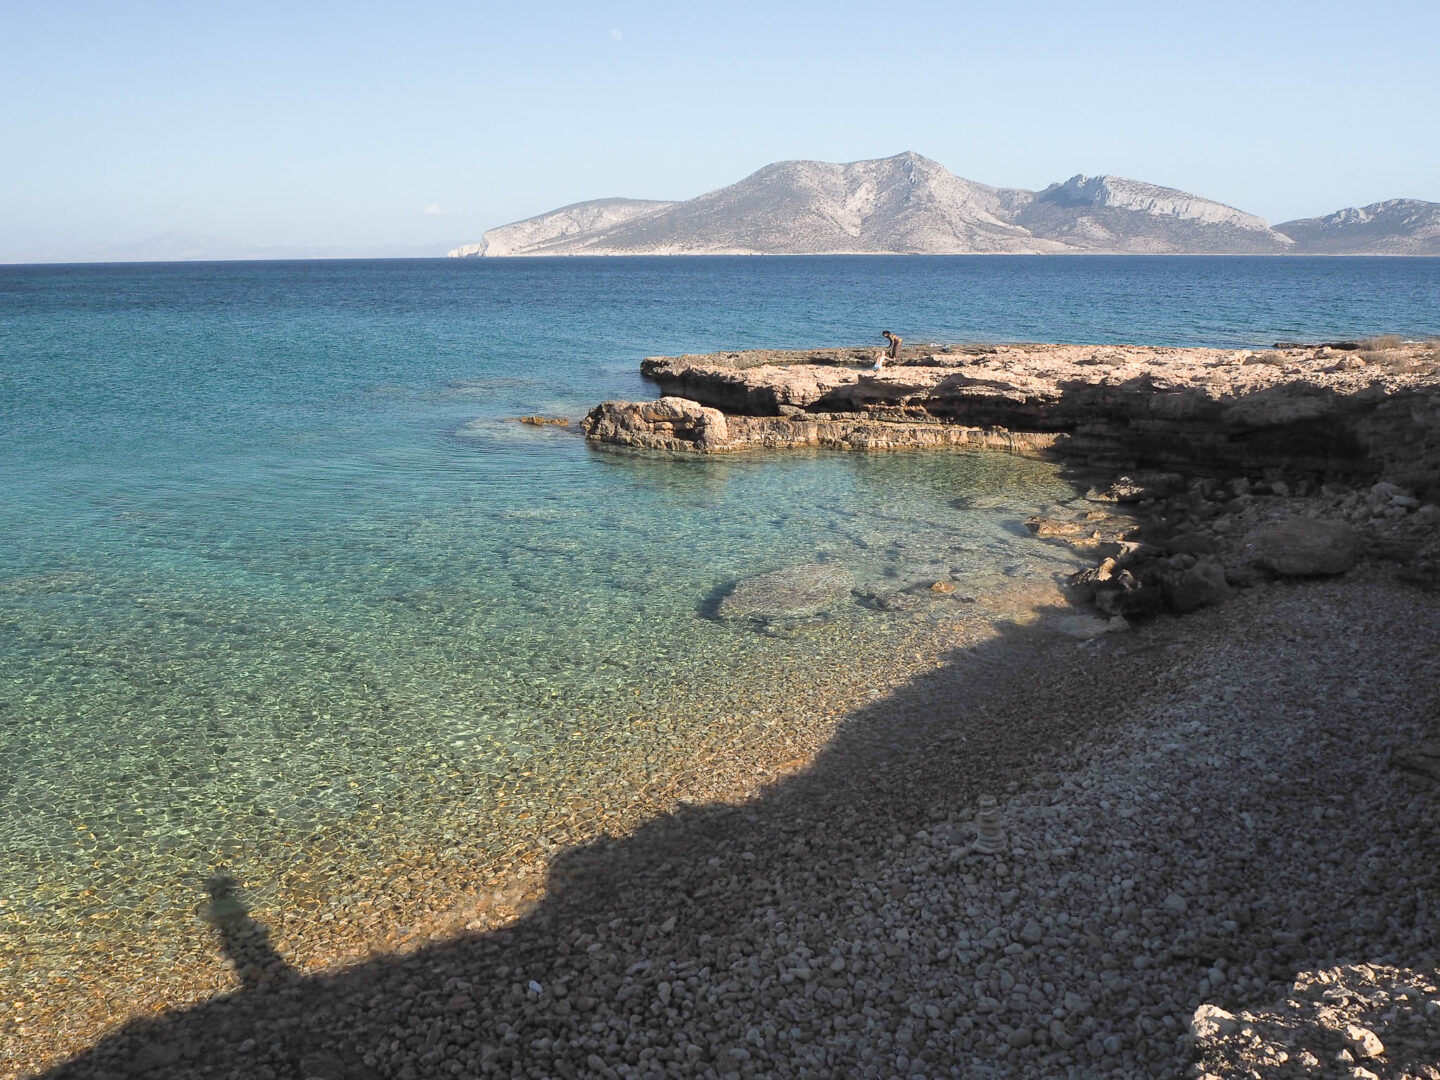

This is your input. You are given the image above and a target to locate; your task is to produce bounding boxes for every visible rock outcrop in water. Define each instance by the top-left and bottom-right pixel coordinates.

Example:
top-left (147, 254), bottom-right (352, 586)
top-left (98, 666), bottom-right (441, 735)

top-left (583, 397), bottom-right (1059, 456)
top-left (585, 340), bottom-right (1440, 490)
top-left (583, 338), bottom-right (1440, 620)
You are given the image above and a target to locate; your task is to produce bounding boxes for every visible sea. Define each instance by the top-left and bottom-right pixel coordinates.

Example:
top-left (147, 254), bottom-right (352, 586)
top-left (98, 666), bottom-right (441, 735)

top-left (2, 255), bottom-right (1437, 1051)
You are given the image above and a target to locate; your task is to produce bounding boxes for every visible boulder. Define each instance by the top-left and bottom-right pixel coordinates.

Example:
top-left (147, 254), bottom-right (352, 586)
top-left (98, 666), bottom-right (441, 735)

top-left (1160, 558), bottom-right (1232, 613)
top-left (1342, 1023), bottom-right (1384, 1060)
top-left (1086, 473), bottom-right (1185, 503)
top-left (1244, 517), bottom-right (1359, 576)
top-left (582, 397), bottom-right (730, 451)
top-left (1091, 569), bottom-right (1165, 619)
top-left (1163, 530), bottom-right (1219, 556)
top-left (1190, 1004), bottom-right (1240, 1040)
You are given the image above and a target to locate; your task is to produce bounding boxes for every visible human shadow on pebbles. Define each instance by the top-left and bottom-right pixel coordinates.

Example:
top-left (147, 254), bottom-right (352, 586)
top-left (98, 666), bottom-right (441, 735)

top-left (38, 575), bottom-right (1440, 1080)
top-left (200, 877), bottom-right (297, 994)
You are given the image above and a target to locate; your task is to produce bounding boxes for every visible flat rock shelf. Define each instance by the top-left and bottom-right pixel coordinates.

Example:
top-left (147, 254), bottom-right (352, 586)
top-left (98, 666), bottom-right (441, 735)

top-left (584, 340), bottom-right (1440, 487)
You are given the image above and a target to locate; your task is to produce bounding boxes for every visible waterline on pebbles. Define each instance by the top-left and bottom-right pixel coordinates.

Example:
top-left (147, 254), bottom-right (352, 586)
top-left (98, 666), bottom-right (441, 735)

top-left (4, 569), bottom-right (1082, 1075)
top-left (26, 568), bottom-right (1440, 1079)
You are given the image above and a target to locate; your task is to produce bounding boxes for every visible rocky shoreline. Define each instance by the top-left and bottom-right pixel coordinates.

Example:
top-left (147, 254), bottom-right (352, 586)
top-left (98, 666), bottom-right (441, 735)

top-left (585, 340), bottom-right (1440, 481)
top-left (585, 339), bottom-right (1440, 620)
top-left (19, 340), bottom-right (1440, 1079)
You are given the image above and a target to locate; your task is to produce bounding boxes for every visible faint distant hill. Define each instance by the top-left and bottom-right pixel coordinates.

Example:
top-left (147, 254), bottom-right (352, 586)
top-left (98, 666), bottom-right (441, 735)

top-left (7, 232), bottom-right (440, 264)
top-left (1274, 199), bottom-right (1440, 255)
top-left (450, 152), bottom-right (1436, 257)
top-left (100, 231), bottom-right (244, 261)
top-left (449, 198), bottom-right (678, 257)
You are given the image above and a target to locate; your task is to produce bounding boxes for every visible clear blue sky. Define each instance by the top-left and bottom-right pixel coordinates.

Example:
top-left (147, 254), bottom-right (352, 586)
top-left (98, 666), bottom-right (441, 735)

top-left (3, 0), bottom-right (1437, 260)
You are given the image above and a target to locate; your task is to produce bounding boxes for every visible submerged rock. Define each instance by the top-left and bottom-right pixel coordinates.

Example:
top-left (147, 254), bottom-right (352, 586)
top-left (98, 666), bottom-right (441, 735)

top-left (714, 564), bottom-right (857, 625)
top-left (1026, 512), bottom-right (1137, 548)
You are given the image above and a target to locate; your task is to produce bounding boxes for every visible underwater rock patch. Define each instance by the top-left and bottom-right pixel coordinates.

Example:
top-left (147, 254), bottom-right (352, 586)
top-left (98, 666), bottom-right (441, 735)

top-left (714, 564), bottom-right (857, 625)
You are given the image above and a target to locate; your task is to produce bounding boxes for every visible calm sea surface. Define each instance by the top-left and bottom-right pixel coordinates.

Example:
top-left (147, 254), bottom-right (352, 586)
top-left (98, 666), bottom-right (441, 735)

top-left (2, 256), bottom-right (1437, 1035)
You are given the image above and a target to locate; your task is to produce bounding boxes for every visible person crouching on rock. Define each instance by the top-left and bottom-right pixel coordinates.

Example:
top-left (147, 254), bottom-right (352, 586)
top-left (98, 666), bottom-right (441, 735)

top-left (871, 330), bottom-right (902, 370)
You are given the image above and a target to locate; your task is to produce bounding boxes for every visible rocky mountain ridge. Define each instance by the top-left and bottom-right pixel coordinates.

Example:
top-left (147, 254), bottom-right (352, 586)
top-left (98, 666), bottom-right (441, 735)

top-left (450, 153), bottom-right (1438, 257)
top-left (1275, 198), bottom-right (1440, 255)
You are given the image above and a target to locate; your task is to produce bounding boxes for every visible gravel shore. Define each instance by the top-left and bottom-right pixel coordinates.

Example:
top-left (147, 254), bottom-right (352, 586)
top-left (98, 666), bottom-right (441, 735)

top-left (36, 563), bottom-right (1440, 1080)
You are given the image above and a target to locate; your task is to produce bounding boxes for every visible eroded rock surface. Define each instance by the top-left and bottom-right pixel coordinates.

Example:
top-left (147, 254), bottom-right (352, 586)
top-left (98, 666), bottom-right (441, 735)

top-left (583, 396), bottom-right (730, 451)
top-left (599, 341), bottom-right (1440, 484)
top-left (582, 400), bottom-right (1056, 455)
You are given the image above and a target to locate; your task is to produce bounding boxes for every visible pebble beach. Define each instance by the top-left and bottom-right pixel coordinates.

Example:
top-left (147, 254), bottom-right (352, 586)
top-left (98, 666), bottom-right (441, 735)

top-left (29, 558), bottom-right (1440, 1079)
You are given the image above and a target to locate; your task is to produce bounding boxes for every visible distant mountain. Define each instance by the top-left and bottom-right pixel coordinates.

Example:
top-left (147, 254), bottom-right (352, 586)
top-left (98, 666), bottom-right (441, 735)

top-left (487, 154), bottom-right (1069, 256)
top-left (100, 231), bottom-right (244, 262)
top-left (1008, 174), bottom-right (1291, 254)
top-left (1275, 199), bottom-right (1440, 255)
top-left (448, 198), bottom-right (679, 257)
top-left (451, 153), bottom-right (1436, 257)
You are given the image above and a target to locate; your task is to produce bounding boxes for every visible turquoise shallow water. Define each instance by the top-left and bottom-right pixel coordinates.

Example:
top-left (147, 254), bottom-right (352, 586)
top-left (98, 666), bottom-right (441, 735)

top-left (1, 256), bottom-right (1437, 1045)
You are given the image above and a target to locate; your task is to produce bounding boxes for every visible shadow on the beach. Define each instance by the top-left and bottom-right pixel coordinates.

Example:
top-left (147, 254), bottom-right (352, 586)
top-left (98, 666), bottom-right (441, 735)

top-left (34, 586), bottom-right (1438, 1079)
top-left (201, 875), bottom-right (295, 993)
top-left (34, 608), bottom-right (1087, 1078)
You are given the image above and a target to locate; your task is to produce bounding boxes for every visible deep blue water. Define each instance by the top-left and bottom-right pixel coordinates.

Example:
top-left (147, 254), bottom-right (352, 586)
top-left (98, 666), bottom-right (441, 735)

top-left (1, 255), bottom-right (1436, 1013)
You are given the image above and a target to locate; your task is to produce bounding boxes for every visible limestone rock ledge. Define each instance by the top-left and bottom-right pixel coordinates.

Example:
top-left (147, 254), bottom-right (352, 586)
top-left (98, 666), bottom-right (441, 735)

top-left (579, 340), bottom-right (1440, 620)
top-left (593, 340), bottom-right (1440, 486)
top-left (582, 397), bottom-right (1057, 455)
top-left (582, 397), bottom-right (731, 452)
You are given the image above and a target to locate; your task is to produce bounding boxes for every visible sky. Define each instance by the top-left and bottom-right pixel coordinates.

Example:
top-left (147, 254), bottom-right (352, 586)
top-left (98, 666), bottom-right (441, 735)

top-left (2, 0), bottom-right (1437, 261)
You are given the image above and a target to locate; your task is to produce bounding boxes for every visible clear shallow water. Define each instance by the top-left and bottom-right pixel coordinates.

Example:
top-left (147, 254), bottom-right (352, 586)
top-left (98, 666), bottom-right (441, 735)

top-left (1, 256), bottom-right (1437, 1038)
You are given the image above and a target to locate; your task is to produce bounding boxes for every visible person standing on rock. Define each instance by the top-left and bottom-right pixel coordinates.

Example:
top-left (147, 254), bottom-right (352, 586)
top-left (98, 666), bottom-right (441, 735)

top-left (871, 330), bottom-right (903, 371)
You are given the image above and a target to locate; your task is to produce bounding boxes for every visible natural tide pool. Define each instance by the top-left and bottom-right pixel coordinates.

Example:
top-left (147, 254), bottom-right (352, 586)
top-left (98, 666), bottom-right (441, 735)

top-left (2, 255), bottom-right (1436, 1064)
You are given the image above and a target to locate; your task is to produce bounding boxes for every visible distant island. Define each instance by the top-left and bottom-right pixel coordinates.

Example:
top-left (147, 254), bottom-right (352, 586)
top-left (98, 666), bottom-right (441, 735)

top-left (449, 152), bottom-right (1440, 258)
